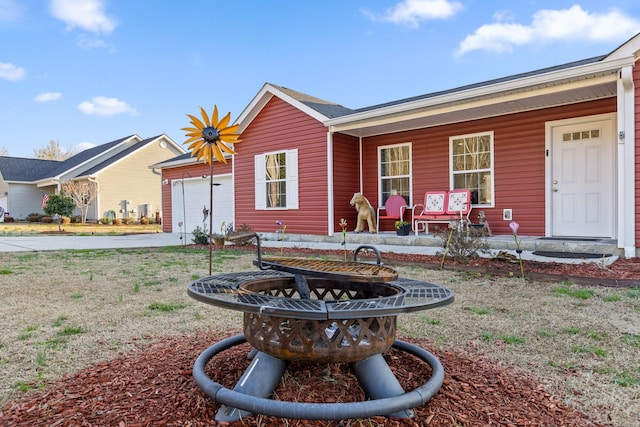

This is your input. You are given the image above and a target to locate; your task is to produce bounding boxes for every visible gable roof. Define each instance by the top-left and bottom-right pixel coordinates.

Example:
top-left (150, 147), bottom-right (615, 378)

top-left (237, 83), bottom-right (354, 132)
top-left (42, 135), bottom-right (137, 180)
top-left (0, 156), bottom-right (61, 182)
top-left (0, 134), bottom-right (184, 185)
top-left (76, 135), bottom-right (167, 178)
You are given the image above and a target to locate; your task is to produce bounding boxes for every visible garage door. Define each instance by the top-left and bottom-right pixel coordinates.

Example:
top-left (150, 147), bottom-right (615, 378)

top-left (171, 175), bottom-right (233, 236)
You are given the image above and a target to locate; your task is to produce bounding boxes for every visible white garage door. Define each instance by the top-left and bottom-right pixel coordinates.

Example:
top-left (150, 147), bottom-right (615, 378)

top-left (171, 175), bottom-right (233, 236)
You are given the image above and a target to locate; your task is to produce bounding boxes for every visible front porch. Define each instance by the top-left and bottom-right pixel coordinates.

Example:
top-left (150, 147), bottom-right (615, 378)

top-left (258, 231), bottom-right (622, 261)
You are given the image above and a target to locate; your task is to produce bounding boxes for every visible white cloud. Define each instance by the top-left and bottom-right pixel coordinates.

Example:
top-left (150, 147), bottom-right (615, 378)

top-left (76, 35), bottom-right (107, 49)
top-left (77, 96), bottom-right (138, 117)
top-left (33, 92), bottom-right (62, 103)
top-left (0, 0), bottom-right (25, 22)
top-left (49, 0), bottom-right (117, 35)
top-left (457, 5), bottom-right (640, 55)
top-left (0, 62), bottom-right (25, 81)
top-left (364, 0), bottom-right (463, 28)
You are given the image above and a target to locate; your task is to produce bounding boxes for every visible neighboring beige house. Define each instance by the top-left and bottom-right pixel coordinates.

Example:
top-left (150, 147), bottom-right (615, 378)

top-left (0, 134), bottom-right (185, 222)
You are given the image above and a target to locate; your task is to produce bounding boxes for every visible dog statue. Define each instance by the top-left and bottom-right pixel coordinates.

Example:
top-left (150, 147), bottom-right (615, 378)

top-left (477, 210), bottom-right (492, 236)
top-left (349, 192), bottom-right (376, 233)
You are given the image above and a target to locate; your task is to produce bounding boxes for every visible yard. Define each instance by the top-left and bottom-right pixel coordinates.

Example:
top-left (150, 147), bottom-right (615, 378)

top-left (0, 221), bottom-right (162, 236)
top-left (0, 246), bottom-right (638, 425)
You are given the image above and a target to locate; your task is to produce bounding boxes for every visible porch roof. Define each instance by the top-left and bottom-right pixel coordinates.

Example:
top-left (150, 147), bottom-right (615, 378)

top-left (325, 55), bottom-right (633, 137)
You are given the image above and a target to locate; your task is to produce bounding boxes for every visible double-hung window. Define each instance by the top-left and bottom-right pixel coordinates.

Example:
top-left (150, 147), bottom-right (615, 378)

top-left (378, 143), bottom-right (411, 205)
top-left (254, 149), bottom-right (298, 209)
top-left (450, 131), bottom-right (494, 206)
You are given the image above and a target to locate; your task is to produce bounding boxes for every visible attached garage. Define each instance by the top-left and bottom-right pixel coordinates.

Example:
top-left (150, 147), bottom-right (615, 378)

top-left (154, 153), bottom-right (235, 235)
top-left (171, 174), bottom-right (233, 237)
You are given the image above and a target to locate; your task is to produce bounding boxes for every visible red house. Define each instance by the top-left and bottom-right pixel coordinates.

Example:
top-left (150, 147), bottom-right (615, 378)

top-left (158, 33), bottom-right (640, 258)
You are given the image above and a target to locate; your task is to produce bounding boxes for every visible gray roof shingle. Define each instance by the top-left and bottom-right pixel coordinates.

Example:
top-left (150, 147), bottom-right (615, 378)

top-left (0, 157), bottom-right (61, 181)
top-left (79, 135), bottom-right (160, 177)
top-left (354, 56), bottom-right (607, 113)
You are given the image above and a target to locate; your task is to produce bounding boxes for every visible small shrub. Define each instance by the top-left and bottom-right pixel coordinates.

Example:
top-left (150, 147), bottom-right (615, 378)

top-left (113, 218), bottom-right (123, 226)
top-left (70, 215), bottom-right (82, 223)
top-left (192, 226), bottom-right (210, 245)
top-left (100, 217), bottom-right (112, 225)
top-left (27, 213), bottom-right (42, 222)
top-left (4, 216), bottom-right (15, 223)
top-left (122, 217), bottom-right (135, 225)
top-left (436, 227), bottom-right (489, 262)
top-left (139, 216), bottom-right (149, 225)
top-left (41, 216), bottom-right (53, 223)
top-left (61, 216), bottom-right (71, 224)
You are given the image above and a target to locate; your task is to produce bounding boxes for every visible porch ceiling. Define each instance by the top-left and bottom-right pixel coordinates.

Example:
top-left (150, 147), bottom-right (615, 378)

top-left (329, 75), bottom-right (618, 138)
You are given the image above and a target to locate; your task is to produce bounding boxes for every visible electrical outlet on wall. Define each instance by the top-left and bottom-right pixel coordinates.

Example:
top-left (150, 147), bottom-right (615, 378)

top-left (503, 209), bottom-right (512, 221)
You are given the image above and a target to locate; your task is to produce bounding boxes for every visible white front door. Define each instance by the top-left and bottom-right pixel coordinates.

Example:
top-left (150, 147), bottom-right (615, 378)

top-left (551, 118), bottom-right (614, 237)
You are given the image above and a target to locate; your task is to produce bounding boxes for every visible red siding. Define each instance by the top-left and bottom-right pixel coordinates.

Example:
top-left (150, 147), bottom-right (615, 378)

top-left (361, 98), bottom-right (616, 235)
top-left (234, 97), bottom-right (330, 234)
top-left (332, 133), bottom-right (361, 233)
top-left (160, 161), bottom-right (232, 233)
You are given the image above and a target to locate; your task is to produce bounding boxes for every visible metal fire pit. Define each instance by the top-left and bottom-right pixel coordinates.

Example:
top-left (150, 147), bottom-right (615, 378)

top-left (188, 236), bottom-right (454, 422)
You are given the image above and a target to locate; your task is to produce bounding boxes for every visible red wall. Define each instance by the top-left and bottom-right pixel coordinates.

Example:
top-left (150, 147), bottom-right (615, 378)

top-left (234, 97), bottom-right (330, 234)
top-left (361, 98), bottom-right (616, 234)
top-left (160, 161), bottom-right (232, 233)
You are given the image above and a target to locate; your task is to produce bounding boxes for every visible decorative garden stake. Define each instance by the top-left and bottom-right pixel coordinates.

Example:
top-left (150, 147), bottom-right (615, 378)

top-left (276, 220), bottom-right (286, 256)
top-left (440, 224), bottom-right (455, 270)
top-left (183, 106), bottom-right (241, 274)
top-left (509, 221), bottom-right (525, 280)
top-left (339, 218), bottom-right (348, 261)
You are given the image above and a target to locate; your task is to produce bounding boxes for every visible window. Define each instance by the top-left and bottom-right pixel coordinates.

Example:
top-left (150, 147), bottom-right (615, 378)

top-left (378, 143), bottom-right (411, 205)
top-left (450, 131), bottom-right (494, 206)
top-left (254, 149), bottom-right (298, 209)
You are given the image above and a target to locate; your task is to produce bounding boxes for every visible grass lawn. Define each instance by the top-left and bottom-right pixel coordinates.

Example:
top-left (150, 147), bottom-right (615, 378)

top-left (0, 246), bottom-right (638, 425)
top-left (0, 221), bottom-right (162, 236)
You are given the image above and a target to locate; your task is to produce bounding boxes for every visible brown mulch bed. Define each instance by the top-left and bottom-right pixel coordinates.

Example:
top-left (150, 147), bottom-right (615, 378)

top-left (242, 245), bottom-right (640, 286)
top-left (0, 331), bottom-right (603, 427)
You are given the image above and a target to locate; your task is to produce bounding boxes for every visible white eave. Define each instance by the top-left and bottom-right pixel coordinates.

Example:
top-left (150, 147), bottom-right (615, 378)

top-left (237, 83), bottom-right (330, 133)
top-left (326, 56), bottom-right (635, 137)
top-left (150, 154), bottom-right (232, 170)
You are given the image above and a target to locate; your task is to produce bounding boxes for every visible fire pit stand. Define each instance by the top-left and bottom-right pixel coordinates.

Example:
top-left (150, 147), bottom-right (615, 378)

top-left (188, 239), bottom-right (454, 422)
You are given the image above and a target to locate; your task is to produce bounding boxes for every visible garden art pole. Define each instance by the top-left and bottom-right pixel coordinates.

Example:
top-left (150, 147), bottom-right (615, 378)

top-left (182, 106), bottom-right (241, 275)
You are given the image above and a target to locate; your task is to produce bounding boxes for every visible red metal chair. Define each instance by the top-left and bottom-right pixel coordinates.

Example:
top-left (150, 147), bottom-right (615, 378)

top-left (376, 195), bottom-right (408, 232)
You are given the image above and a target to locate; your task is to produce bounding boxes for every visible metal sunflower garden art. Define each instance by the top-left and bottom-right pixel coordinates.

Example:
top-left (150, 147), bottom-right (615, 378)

top-left (183, 105), bottom-right (241, 273)
top-left (182, 106), bottom-right (241, 164)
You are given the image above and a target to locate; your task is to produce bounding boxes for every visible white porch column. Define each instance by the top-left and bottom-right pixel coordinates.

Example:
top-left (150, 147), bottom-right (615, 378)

top-left (327, 130), bottom-right (334, 236)
top-left (617, 65), bottom-right (636, 258)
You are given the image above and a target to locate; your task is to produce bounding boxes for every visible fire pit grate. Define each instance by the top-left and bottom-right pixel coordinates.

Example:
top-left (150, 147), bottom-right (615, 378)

top-left (255, 256), bottom-right (398, 282)
top-left (188, 273), bottom-right (453, 320)
top-left (188, 239), bottom-right (454, 422)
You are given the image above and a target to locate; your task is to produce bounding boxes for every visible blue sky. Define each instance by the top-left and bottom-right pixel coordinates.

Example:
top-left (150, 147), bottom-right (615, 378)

top-left (2, 0), bottom-right (640, 158)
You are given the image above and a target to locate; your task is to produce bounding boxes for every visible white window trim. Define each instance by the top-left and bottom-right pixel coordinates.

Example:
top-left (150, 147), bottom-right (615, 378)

top-left (377, 142), bottom-right (412, 206)
top-left (254, 149), bottom-right (299, 210)
top-left (449, 131), bottom-right (495, 208)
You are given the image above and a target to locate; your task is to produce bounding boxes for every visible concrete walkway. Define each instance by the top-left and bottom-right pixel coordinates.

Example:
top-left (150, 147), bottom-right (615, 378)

top-left (0, 233), bottom-right (180, 252)
top-left (0, 231), bottom-right (619, 266)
